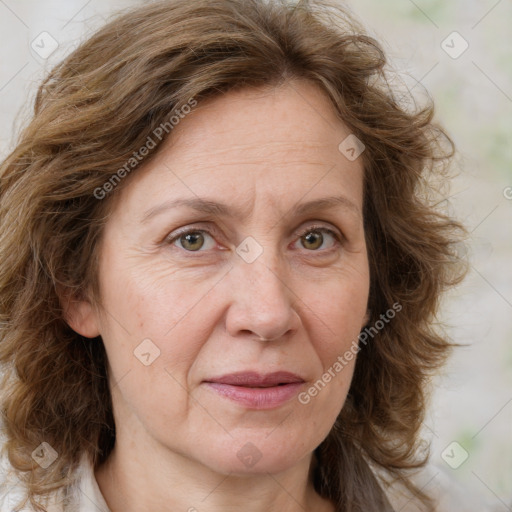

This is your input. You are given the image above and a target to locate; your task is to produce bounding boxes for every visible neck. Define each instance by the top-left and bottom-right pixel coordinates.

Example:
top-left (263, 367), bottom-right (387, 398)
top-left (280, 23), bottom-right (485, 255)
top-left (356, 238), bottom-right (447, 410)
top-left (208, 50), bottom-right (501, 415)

top-left (95, 437), bottom-right (335, 512)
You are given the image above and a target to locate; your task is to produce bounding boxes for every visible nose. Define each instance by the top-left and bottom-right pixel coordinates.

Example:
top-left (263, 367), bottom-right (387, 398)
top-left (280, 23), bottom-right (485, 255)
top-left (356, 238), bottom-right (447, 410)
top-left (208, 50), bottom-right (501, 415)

top-left (224, 255), bottom-right (300, 342)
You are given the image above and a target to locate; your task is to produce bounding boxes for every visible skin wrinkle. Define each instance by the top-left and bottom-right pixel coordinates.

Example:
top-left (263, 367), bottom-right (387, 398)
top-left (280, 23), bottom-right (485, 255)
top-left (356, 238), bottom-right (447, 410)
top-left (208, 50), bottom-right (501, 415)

top-left (67, 82), bottom-right (369, 512)
top-left (139, 194), bottom-right (362, 226)
top-left (0, 2), bottom-right (467, 510)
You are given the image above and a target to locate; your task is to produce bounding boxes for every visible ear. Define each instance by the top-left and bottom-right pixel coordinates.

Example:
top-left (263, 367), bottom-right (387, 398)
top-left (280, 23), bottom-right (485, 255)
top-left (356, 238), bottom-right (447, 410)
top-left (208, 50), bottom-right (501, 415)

top-left (58, 285), bottom-right (101, 338)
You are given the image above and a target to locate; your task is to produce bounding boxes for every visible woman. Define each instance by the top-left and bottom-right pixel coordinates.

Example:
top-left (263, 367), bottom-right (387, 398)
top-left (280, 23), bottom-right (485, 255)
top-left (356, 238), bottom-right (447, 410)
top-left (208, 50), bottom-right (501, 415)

top-left (0, 0), bottom-right (493, 510)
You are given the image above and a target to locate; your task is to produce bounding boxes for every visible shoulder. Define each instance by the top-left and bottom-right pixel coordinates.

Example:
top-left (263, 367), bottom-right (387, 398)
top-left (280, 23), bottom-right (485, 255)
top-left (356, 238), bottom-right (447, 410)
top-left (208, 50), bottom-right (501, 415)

top-left (0, 434), bottom-right (81, 512)
top-left (0, 424), bottom-right (107, 512)
top-left (385, 463), bottom-right (505, 512)
top-left (0, 437), bottom-right (31, 512)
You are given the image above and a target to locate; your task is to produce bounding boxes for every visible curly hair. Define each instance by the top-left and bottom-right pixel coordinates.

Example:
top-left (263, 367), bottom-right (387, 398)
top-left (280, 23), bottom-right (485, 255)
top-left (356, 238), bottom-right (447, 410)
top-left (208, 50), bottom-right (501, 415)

top-left (0, 0), bottom-right (466, 510)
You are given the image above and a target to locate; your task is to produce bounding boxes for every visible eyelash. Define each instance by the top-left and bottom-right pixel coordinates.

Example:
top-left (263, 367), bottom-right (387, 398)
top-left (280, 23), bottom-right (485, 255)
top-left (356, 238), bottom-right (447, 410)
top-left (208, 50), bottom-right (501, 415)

top-left (165, 224), bottom-right (343, 254)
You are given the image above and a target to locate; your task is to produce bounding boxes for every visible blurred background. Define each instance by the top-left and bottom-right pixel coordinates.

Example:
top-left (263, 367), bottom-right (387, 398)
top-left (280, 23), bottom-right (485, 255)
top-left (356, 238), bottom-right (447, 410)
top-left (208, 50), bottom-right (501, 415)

top-left (343, 2), bottom-right (512, 508)
top-left (1, 0), bottom-right (511, 508)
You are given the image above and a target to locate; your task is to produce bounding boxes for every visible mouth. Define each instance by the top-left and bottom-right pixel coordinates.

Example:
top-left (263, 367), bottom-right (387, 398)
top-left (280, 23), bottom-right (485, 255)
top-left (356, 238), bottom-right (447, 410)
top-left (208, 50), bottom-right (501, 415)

top-left (203, 371), bottom-right (305, 409)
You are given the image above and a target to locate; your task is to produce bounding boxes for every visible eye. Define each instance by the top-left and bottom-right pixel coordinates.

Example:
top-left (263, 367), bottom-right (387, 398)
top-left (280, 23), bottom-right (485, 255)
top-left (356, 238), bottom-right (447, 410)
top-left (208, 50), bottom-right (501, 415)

top-left (167, 229), bottom-right (217, 252)
top-left (293, 226), bottom-right (341, 252)
top-left (165, 224), bottom-right (342, 254)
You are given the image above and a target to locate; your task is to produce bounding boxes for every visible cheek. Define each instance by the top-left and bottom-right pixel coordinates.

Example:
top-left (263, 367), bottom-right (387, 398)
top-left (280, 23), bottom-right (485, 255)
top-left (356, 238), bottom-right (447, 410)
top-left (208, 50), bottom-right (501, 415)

top-left (96, 246), bottom-right (229, 420)
top-left (290, 274), bottom-right (367, 416)
top-left (100, 272), bottom-right (214, 430)
top-left (306, 270), bottom-right (369, 362)
top-left (97, 254), bottom-right (220, 362)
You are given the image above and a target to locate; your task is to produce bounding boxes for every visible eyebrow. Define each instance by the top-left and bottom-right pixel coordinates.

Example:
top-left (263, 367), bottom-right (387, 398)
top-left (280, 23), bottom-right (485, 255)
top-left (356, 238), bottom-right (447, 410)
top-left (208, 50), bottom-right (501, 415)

top-left (141, 195), bottom-right (361, 224)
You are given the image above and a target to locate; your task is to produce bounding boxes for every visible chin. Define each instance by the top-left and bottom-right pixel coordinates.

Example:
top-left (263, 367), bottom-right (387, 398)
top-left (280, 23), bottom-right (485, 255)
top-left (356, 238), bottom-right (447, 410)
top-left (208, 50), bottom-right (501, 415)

top-left (191, 433), bottom-right (316, 476)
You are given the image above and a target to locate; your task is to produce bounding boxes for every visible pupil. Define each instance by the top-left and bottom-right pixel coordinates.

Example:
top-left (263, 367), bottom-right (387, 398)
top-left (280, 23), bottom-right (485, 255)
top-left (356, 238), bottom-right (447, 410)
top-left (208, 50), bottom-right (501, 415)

top-left (183, 232), bottom-right (203, 251)
top-left (304, 231), bottom-right (322, 250)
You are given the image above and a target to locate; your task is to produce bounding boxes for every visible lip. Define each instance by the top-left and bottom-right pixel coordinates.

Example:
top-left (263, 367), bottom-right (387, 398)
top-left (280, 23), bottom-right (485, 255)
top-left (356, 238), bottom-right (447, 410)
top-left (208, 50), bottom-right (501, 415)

top-left (203, 371), bottom-right (305, 410)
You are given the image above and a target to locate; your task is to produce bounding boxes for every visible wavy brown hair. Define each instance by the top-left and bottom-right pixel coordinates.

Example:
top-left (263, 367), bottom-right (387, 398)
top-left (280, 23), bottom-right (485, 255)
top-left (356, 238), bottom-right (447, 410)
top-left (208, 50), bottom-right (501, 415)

top-left (0, 0), bottom-right (466, 510)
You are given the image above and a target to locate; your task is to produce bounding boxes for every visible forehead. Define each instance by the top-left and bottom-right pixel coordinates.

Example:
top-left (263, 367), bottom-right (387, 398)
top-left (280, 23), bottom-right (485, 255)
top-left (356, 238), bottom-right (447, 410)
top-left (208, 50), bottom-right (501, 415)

top-left (168, 80), bottom-right (354, 160)
top-left (111, 80), bottom-right (365, 221)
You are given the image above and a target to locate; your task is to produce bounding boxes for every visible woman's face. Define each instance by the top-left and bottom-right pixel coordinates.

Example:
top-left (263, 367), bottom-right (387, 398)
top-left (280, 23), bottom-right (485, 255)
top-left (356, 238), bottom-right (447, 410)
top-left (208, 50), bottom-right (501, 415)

top-left (72, 81), bottom-right (370, 475)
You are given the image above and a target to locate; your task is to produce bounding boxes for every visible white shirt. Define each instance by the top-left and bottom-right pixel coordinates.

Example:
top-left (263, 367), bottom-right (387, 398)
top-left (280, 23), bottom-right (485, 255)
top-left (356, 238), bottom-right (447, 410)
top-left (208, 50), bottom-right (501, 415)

top-left (0, 450), bottom-right (108, 512)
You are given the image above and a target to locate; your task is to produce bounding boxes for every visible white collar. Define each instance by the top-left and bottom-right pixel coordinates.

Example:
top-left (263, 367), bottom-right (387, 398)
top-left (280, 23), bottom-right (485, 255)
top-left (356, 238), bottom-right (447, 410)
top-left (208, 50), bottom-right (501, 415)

top-left (73, 453), bottom-right (111, 512)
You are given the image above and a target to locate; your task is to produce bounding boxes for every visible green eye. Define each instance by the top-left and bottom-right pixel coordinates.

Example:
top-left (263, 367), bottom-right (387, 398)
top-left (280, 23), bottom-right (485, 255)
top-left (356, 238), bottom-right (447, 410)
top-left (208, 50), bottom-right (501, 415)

top-left (167, 225), bottom-right (341, 254)
top-left (178, 232), bottom-right (205, 251)
top-left (169, 230), bottom-right (216, 252)
top-left (301, 230), bottom-right (324, 250)
top-left (297, 228), bottom-right (339, 251)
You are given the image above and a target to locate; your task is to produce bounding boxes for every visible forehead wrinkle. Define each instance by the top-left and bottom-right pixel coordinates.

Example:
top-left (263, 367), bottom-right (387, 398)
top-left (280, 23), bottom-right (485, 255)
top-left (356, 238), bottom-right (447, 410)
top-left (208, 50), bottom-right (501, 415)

top-left (167, 135), bottom-right (333, 154)
top-left (141, 194), bottom-right (362, 227)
